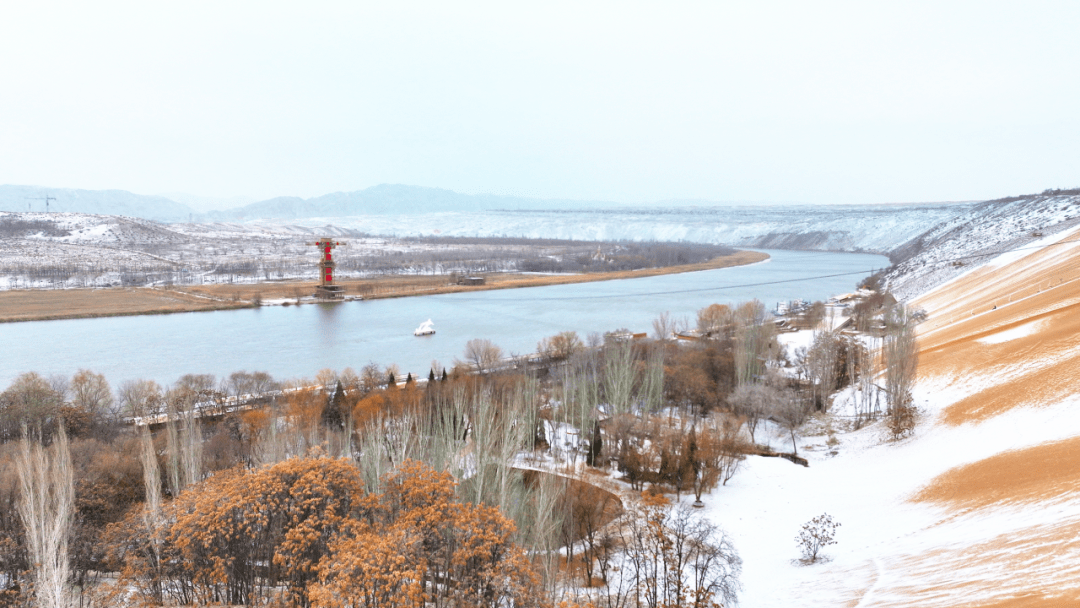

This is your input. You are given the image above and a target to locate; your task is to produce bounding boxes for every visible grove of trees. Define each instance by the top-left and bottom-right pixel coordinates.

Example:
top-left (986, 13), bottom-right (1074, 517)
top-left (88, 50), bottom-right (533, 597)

top-left (0, 285), bottom-right (917, 607)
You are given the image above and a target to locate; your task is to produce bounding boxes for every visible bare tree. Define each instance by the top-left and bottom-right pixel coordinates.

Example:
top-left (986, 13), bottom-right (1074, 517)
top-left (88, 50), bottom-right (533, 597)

top-left (180, 407), bottom-right (203, 489)
top-left (845, 338), bottom-right (878, 427)
top-left (620, 495), bottom-right (741, 608)
top-left (727, 382), bottom-right (774, 445)
top-left (733, 300), bottom-right (775, 386)
top-left (137, 425), bottom-right (165, 603)
top-left (804, 330), bottom-right (842, 411)
top-left (773, 387), bottom-right (808, 456)
top-left (884, 305), bottom-right (919, 439)
top-left (537, 331), bottom-right (583, 362)
top-left (639, 346), bottom-right (666, 414)
top-left (695, 414), bottom-right (745, 498)
top-left (47, 375), bottom-right (70, 405)
top-left (652, 311), bottom-right (675, 340)
top-left (164, 410), bottom-right (182, 497)
top-left (359, 362), bottom-right (383, 393)
top-left (69, 369), bottom-right (114, 431)
top-left (0, 372), bottom-right (63, 442)
top-left (461, 338), bottom-right (504, 375)
top-left (603, 341), bottom-right (636, 417)
top-left (117, 379), bottom-right (163, 419)
top-left (696, 303), bottom-right (732, 338)
top-left (16, 425), bottom-right (74, 608)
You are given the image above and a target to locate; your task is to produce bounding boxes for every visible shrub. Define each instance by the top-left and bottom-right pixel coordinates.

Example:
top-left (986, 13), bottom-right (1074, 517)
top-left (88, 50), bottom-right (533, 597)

top-left (796, 513), bottom-right (840, 563)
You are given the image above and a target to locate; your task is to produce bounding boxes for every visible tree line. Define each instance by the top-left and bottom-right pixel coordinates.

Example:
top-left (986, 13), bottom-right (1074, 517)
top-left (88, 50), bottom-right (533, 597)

top-left (1, 233), bottom-right (736, 290)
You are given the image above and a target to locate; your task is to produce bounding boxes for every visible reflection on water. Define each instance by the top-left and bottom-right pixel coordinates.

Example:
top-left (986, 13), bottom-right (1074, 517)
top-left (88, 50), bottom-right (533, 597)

top-left (0, 250), bottom-right (888, 388)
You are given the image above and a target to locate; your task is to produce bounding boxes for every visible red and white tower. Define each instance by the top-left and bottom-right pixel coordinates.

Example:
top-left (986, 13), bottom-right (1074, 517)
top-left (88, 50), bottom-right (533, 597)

top-left (309, 237), bottom-right (345, 298)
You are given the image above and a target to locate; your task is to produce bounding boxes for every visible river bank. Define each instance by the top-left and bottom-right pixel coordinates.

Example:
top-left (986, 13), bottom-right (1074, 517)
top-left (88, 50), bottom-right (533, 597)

top-left (0, 250), bottom-right (767, 323)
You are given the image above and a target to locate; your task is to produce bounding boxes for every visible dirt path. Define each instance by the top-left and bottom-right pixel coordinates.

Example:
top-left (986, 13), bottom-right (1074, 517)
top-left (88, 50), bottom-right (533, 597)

top-left (0, 250), bottom-right (767, 323)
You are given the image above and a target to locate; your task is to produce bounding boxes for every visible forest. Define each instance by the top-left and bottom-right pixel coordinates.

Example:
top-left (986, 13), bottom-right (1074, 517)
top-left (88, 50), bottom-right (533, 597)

top-left (0, 290), bottom-right (919, 608)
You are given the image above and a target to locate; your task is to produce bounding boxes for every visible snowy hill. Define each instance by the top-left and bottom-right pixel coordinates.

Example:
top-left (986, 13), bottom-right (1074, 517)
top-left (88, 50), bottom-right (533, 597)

top-left (0, 185), bottom-right (195, 222)
top-left (884, 190), bottom-right (1080, 299)
top-left (259, 202), bottom-right (971, 255)
top-left (704, 218), bottom-right (1080, 606)
top-left (2, 182), bottom-right (977, 257)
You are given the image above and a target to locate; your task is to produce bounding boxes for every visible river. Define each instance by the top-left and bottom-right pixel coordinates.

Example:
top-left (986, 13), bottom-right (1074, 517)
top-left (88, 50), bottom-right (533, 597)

top-left (0, 249), bottom-right (888, 388)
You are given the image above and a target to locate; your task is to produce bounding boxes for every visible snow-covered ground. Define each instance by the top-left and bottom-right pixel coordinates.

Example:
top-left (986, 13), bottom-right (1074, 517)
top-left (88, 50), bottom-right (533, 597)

top-left (686, 220), bottom-right (1080, 606)
top-left (2, 198), bottom-right (980, 291)
top-left (886, 193), bottom-right (1080, 300)
top-left (265, 203), bottom-right (968, 254)
top-left (0, 211), bottom-right (527, 289)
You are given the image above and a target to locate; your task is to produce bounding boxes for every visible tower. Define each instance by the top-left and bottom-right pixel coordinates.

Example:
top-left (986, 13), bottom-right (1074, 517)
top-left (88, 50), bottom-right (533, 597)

top-left (309, 238), bottom-right (345, 298)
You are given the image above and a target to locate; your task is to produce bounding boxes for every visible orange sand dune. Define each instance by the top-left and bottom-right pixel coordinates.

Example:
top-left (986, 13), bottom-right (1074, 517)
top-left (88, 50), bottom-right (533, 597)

top-left (913, 436), bottom-right (1080, 509)
top-left (865, 227), bottom-right (1080, 606)
top-left (915, 228), bottom-right (1080, 425)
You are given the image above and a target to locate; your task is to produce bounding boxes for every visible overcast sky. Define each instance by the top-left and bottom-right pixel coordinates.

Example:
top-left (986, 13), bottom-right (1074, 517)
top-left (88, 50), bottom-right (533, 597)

top-left (1, 1), bottom-right (1077, 206)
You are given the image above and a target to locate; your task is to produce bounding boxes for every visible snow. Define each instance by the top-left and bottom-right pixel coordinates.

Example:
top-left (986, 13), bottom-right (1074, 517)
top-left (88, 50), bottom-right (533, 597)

top-left (777, 329), bottom-right (814, 354)
top-left (886, 194), bottom-right (1080, 300)
top-left (685, 384), bottom-right (1080, 607)
top-left (976, 319), bottom-right (1046, 344)
top-left (263, 203), bottom-right (967, 254)
top-left (686, 206), bottom-right (1080, 606)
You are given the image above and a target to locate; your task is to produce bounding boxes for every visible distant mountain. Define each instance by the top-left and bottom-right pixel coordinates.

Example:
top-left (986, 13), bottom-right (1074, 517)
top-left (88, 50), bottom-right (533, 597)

top-left (205, 184), bottom-right (630, 220)
top-left (158, 192), bottom-right (257, 213)
top-left (0, 185), bottom-right (196, 223)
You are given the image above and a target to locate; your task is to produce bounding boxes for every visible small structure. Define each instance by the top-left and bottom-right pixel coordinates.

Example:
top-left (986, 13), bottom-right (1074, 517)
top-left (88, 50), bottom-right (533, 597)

top-left (309, 237), bottom-right (345, 299)
top-left (456, 276), bottom-right (486, 286)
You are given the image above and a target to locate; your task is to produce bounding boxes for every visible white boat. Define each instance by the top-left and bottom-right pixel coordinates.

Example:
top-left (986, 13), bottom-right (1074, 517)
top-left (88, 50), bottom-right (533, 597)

top-left (414, 319), bottom-right (436, 336)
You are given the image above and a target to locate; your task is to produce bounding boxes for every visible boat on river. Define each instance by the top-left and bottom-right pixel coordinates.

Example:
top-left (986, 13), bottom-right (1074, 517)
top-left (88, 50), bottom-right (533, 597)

top-left (414, 319), bottom-right (436, 336)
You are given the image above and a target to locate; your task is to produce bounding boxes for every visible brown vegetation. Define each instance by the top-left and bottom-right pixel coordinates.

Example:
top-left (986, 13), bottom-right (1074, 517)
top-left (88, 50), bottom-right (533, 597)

top-left (0, 289), bottom-right (870, 606)
top-left (0, 287), bottom-right (251, 323)
top-left (0, 249), bottom-right (766, 322)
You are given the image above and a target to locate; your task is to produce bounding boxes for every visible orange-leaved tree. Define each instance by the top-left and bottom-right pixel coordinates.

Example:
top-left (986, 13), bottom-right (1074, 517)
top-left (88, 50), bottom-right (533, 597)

top-left (108, 455), bottom-right (549, 608)
top-left (167, 454), bottom-right (366, 607)
top-left (311, 459), bottom-right (544, 608)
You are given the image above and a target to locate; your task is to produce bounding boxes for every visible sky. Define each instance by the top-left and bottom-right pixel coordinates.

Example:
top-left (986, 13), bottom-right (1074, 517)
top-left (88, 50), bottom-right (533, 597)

top-left (1, 1), bottom-right (1078, 206)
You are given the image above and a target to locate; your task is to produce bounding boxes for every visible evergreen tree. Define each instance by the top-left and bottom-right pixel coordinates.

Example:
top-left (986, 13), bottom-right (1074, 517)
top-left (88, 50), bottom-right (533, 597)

top-left (586, 420), bottom-right (603, 467)
top-left (405, 373), bottom-right (413, 385)
top-left (322, 381), bottom-right (346, 429)
top-left (428, 369), bottom-right (436, 383)
top-left (387, 372), bottom-right (396, 388)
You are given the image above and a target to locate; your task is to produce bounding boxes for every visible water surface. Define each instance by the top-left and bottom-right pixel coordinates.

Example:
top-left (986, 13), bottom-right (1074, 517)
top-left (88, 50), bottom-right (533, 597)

top-left (0, 249), bottom-right (887, 388)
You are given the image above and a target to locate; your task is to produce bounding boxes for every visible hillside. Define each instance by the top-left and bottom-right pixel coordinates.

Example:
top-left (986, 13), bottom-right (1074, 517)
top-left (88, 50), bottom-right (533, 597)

top-left (884, 190), bottom-right (1080, 299)
top-left (710, 219), bottom-right (1080, 606)
top-left (252, 201), bottom-right (971, 256)
top-left (2, 183), bottom-right (976, 257)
